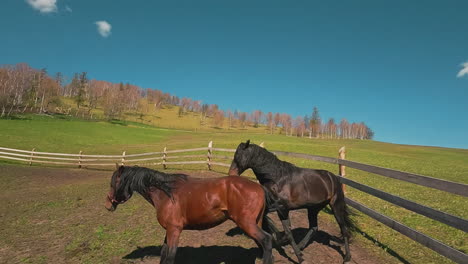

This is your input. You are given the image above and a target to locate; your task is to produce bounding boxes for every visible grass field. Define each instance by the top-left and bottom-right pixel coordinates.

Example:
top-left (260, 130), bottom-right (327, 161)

top-left (0, 114), bottom-right (467, 264)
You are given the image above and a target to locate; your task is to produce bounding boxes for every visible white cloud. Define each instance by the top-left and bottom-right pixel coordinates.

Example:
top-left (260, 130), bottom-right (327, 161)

top-left (457, 62), bottom-right (468, 78)
top-left (95, 21), bottom-right (112, 38)
top-left (26, 0), bottom-right (57, 13)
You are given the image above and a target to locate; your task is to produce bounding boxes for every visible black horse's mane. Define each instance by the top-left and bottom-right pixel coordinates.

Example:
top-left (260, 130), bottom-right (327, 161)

top-left (246, 144), bottom-right (298, 181)
top-left (114, 166), bottom-right (188, 199)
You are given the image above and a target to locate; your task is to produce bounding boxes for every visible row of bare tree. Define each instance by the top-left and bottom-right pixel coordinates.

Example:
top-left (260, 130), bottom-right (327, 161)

top-left (0, 63), bottom-right (373, 139)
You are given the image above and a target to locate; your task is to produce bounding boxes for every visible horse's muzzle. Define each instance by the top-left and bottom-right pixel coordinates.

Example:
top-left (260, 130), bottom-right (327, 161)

top-left (105, 194), bottom-right (118, 212)
top-left (106, 204), bottom-right (117, 212)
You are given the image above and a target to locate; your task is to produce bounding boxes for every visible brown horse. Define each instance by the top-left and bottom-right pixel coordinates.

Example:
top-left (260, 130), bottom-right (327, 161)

top-left (105, 165), bottom-right (273, 264)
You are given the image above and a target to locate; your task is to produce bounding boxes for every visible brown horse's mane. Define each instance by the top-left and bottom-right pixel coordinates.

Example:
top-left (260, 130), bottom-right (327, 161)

top-left (113, 166), bottom-right (188, 200)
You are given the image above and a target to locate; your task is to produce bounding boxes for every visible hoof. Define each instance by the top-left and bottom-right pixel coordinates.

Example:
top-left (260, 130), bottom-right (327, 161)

top-left (289, 248), bottom-right (304, 256)
top-left (343, 256), bottom-right (351, 264)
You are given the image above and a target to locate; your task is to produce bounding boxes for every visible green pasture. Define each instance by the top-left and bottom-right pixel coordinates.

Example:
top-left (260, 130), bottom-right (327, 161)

top-left (0, 115), bottom-right (467, 264)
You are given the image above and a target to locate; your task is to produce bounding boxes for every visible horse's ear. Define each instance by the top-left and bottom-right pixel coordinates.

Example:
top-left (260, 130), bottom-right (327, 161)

top-left (244, 140), bottom-right (250, 149)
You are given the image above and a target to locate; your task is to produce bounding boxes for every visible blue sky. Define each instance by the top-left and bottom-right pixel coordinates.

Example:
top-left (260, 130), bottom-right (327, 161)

top-left (2, 0), bottom-right (468, 149)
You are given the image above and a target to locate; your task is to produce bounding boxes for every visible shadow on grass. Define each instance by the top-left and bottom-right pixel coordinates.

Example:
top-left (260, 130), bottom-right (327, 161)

top-left (109, 119), bottom-right (128, 126)
top-left (123, 245), bottom-right (260, 264)
top-left (1, 115), bottom-right (32, 120)
top-left (353, 226), bottom-right (411, 264)
top-left (322, 205), bottom-right (410, 264)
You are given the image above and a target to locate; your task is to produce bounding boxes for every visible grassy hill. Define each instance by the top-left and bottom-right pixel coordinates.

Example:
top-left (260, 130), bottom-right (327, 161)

top-left (0, 114), bottom-right (467, 264)
top-left (59, 97), bottom-right (269, 133)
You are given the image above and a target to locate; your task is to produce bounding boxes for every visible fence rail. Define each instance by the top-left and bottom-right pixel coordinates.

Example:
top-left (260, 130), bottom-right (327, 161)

top-left (0, 143), bottom-right (467, 263)
top-left (0, 144), bottom-right (231, 169)
top-left (272, 150), bottom-right (468, 197)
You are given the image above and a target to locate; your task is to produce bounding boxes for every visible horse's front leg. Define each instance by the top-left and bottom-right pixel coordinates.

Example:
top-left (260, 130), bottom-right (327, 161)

top-left (160, 227), bottom-right (181, 264)
top-left (263, 214), bottom-right (286, 247)
top-left (278, 210), bottom-right (304, 263)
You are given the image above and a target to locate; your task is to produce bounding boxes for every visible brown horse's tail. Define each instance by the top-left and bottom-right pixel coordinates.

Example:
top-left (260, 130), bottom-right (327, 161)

top-left (261, 186), bottom-right (278, 213)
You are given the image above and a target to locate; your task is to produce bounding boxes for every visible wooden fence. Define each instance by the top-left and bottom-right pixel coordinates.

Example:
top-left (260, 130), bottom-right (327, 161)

top-left (0, 141), bottom-right (235, 169)
top-left (0, 143), bottom-right (467, 263)
top-left (272, 149), bottom-right (468, 264)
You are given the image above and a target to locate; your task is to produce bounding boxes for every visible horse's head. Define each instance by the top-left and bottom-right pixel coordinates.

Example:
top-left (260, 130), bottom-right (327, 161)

top-left (229, 140), bottom-right (255, 176)
top-left (105, 164), bottom-right (133, 212)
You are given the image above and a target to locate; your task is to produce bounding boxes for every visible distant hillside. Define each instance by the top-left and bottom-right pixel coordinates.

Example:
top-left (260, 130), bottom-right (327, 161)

top-left (1, 63), bottom-right (373, 139)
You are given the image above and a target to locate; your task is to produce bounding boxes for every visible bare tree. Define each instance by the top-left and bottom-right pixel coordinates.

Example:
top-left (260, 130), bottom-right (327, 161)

top-left (294, 116), bottom-right (306, 137)
top-left (266, 112), bottom-right (273, 134)
top-left (251, 110), bottom-right (263, 127)
top-left (238, 112), bottom-right (247, 128)
top-left (274, 112), bottom-right (281, 133)
top-left (227, 110), bottom-right (234, 129)
top-left (212, 110), bottom-right (224, 128)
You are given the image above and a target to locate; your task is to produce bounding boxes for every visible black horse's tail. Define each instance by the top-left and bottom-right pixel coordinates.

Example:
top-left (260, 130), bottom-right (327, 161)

top-left (331, 172), bottom-right (357, 238)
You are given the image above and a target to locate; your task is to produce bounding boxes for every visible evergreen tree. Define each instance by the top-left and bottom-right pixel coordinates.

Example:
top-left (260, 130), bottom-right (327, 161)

top-left (310, 106), bottom-right (321, 138)
top-left (74, 72), bottom-right (88, 108)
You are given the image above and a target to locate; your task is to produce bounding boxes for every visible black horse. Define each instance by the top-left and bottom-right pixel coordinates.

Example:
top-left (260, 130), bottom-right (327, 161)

top-left (228, 140), bottom-right (354, 263)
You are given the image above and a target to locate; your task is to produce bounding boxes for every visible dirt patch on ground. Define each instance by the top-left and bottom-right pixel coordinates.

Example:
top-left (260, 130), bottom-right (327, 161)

top-left (0, 164), bottom-right (388, 264)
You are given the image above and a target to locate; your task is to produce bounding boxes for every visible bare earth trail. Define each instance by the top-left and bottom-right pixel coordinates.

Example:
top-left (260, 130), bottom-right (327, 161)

top-left (0, 165), bottom-right (387, 264)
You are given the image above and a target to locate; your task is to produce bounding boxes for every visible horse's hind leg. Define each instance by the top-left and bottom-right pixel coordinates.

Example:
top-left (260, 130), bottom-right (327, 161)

top-left (237, 220), bottom-right (274, 264)
top-left (278, 211), bottom-right (304, 263)
top-left (330, 200), bottom-right (351, 263)
top-left (298, 207), bottom-right (320, 250)
top-left (160, 227), bottom-right (181, 264)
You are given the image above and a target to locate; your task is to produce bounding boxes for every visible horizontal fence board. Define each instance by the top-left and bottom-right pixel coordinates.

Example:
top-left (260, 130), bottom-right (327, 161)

top-left (210, 162), bottom-right (231, 168)
top-left (0, 151), bottom-right (39, 159)
top-left (0, 152), bottom-right (119, 162)
top-left (123, 157), bottom-right (163, 162)
top-left (0, 147), bottom-right (41, 155)
top-left (0, 156), bottom-right (78, 165)
top-left (0, 151), bottom-right (78, 162)
top-left (338, 159), bottom-right (468, 197)
top-left (166, 155), bottom-right (206, 159)
top-left (165, 148), bottom-right (207, 154)
top-left (271, 149), bottom-right (468, 197)
top-left (338, 176), bottom-right (468, 232)
top-left (346, 198), bottom-right (468, 264)
top-left (78, 158), bottom-right (121, 162)
top-left (212, 148), bottom-right (236, 153)
top-left (211, 154), bottom-right (232, 160)
top-left (125, 151), bottom-right (163, 158)
top-left (0, 155), bottom-right (35, 163)
top-left (273, 151), bottom-right (339, 164)
top-left (0, 148), bottom-right (124, 158)
top-left (165, 161), bottom-right (207, 165)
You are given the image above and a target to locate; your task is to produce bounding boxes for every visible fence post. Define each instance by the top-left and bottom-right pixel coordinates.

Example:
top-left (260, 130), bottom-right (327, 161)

top-left (121, 151), bottom-right (126, 166)
top-left (29, 148), bottom-right (35, 166)
top-left (207, 141), bottom-right (213, 170)
top-left (78, 150), bottom-right (83, 169)
top-left (338, 146), bottom-right (346, 193)
top-left (163, 147), bottom-right (167, 169)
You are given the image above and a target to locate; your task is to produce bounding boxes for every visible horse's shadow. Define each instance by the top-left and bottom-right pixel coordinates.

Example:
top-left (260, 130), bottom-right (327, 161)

top-left (123, 245), bottom-right (260, 264)
top-left (225, 226), bottom-right (345, 263)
